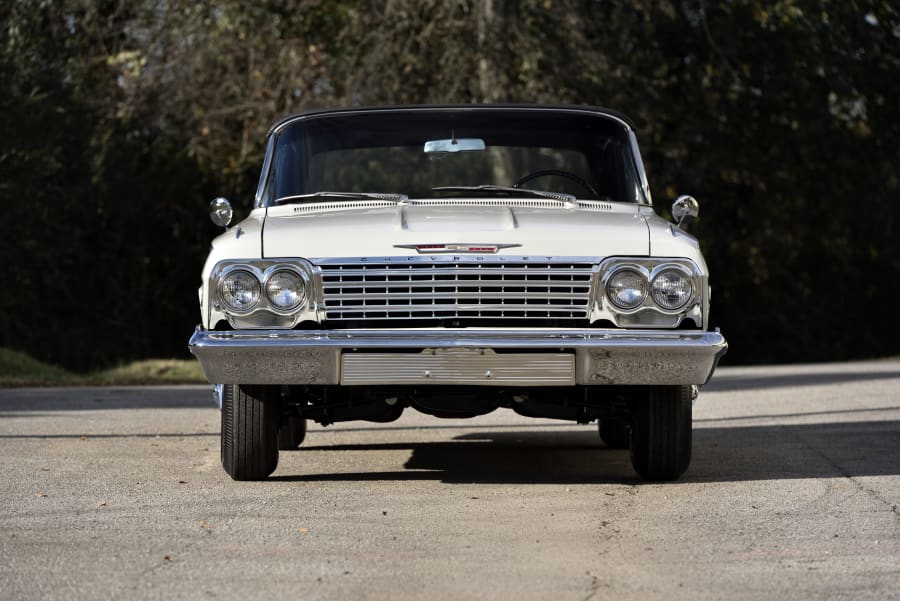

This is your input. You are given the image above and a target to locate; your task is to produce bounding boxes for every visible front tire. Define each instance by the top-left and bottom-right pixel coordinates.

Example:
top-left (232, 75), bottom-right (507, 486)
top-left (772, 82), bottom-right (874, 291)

top-left (629, 385), bottom-right (692, 481)
top-left (221, 384), bottom-right (280, 481)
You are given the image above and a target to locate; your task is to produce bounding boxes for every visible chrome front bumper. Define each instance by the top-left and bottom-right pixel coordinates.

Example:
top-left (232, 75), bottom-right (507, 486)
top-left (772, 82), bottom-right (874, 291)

top-left (189, 326), bottom-right (727, 386)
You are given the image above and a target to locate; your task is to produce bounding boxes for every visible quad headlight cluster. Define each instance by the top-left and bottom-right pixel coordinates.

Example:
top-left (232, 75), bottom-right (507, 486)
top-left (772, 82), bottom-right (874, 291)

top-left (215, 263), bottom-right (311, 317)
top-left (603, 263), bottom-right (696, 313)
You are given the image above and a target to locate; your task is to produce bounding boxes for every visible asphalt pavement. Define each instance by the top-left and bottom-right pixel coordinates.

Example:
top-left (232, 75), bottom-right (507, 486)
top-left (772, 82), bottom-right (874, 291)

top-left (0, 360), bottom-right (898, 600)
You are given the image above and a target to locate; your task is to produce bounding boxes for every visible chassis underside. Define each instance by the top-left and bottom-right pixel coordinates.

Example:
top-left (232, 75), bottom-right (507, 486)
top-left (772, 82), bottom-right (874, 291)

top-left (274, 384), bottom-right (638, 426)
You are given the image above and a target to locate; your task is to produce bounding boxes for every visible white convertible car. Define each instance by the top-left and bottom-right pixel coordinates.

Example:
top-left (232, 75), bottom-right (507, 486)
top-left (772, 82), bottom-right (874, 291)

top-left (190, 105), bottom-right (727, 482)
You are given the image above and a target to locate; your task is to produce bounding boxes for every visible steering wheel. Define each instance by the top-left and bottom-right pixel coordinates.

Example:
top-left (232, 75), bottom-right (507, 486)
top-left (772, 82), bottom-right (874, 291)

top-left (513, 169), bottom-right (599, 197)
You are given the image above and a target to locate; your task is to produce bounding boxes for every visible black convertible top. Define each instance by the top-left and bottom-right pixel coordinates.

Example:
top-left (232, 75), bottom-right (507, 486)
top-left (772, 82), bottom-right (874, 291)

top-left (268, 104), bottom-right (636, 136)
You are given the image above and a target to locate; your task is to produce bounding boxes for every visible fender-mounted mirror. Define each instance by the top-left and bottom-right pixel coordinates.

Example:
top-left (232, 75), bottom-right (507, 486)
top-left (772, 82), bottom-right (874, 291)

top-left (672, 195), bottom-right (699, 228)
top-left (209, 197), bottom-right (233, 228)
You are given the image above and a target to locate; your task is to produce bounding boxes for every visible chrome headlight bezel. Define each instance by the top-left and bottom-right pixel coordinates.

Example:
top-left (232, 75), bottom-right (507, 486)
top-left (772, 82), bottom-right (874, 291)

top-left (210, 259), bottom-right (319, 328)
top-left (594, 258), bottom-right (704, 328)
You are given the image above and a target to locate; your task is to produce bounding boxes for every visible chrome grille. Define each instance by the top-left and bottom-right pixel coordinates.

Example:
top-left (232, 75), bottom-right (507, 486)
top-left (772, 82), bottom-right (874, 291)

top-left (319, 260), bottom-right (594, 323)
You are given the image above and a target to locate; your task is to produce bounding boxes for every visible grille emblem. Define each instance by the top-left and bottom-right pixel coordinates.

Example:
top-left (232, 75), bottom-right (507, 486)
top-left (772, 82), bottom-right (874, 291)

top-left (394, 243), bottom-right (521, 254)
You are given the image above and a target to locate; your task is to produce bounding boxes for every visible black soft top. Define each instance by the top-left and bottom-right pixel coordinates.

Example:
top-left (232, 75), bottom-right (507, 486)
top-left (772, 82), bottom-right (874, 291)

top-left (268, 104), bottom-right (635, 136)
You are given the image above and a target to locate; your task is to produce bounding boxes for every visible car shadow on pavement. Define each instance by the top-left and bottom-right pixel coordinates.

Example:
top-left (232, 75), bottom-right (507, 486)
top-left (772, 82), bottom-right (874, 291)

top-left (275, 431), bottom-right (635, 484)
top-left (272, 418), bottom-right (900, 484)
top-left (0, 387), bottom-right (213, 412)
top-left (689, 419), bottom-right (900, 483)
top-left (703, 368), bottom-right (900, 393)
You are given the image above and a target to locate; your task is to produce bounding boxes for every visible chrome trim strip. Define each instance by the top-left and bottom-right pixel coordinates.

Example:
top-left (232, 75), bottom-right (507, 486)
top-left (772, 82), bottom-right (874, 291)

top-left (189, 326), bottom-right (727, 386)
top-left (254, 134), bottom-right (275, 208)
top-left (341, 350), bottom-right (575, 386)
top-left (318, 280), bottom-right (590, 291)
top-left (329, 292), bottom-right (586, 301)
top-left (393, 243), bottom-right (522, 254)
top-left (278, 198), bottom-right (625, 215)
top-left (319, 267), bottom-right (595, 277)
top-left (313, 255), bottom-right (602, 265)
top-left (628, 130), bottom-right (653, 205)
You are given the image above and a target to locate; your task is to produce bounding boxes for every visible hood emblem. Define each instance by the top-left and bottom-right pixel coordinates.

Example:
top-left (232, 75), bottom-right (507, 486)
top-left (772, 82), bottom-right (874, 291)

top-left (395, 243), bottom-right (521, 254)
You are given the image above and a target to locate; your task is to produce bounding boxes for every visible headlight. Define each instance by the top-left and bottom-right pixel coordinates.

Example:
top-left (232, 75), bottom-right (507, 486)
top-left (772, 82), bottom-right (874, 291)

top-left (219, 270), bottom-right (260, 313)
top-left (265, 270), bottom-right (306, 310)
top-left (606, 269), bottom-right (648, 310)
top-left (651, 269), bottom-right (693, 310)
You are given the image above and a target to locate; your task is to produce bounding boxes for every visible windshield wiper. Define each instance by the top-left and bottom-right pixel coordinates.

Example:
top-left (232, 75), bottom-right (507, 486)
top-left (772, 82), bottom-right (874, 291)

top-left (274, 191), bottom-right (409, 205)
top-left (431, 185), bottom-right (576, 203)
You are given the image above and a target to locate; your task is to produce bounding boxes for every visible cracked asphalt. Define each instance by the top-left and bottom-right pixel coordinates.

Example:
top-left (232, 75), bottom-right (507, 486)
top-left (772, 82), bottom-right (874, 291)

top-left (1, 360), bottom-right (898, 600)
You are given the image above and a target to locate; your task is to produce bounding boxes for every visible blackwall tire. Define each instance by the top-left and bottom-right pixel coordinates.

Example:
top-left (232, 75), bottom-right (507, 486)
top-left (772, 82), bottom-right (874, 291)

top-left (278, 415), bottom-right (307, 450)
top-left (221, 384), bottom-right (279, 481)
top-left (629, 385), bottom-right (692, 481)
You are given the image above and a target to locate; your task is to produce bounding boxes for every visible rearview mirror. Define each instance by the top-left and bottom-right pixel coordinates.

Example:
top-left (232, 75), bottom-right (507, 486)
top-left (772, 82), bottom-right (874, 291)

top-left (424, 138), bottom-right (486, 153)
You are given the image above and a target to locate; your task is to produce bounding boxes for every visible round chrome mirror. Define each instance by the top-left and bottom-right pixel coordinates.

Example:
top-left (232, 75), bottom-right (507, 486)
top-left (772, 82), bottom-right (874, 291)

top-left (209, 197), bottom-right (233, 228)
top-left (672, 195), bottom-right (699, 227)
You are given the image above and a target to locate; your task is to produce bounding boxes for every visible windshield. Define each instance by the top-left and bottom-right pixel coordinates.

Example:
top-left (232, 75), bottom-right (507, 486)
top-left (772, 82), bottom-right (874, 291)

top-left (262, 108), bottom-right (645, 205)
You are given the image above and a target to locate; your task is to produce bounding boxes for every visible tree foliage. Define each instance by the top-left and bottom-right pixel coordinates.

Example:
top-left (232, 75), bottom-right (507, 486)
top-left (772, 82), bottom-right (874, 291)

top-left (1, 0), bottom-right (897, 369)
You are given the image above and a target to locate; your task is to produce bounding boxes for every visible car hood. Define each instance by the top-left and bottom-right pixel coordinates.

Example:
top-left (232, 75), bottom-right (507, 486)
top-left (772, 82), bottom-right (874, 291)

top-left (262, 199), bottom-right (650, 259)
